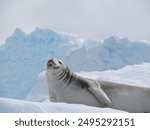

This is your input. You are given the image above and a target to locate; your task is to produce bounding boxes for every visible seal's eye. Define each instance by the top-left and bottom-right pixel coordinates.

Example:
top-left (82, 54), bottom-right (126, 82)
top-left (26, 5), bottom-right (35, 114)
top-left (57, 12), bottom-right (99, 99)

top-left (58, 60), bottom-right (62, 64)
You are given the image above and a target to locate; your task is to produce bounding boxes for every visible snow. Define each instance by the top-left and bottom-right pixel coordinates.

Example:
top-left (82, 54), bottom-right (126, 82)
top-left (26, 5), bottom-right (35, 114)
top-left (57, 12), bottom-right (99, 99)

top-left (0, 28), bottom-right (150, 113)
top-left (64, 36), bottom-right (150, 71)
top-left (0, 28), bottom-right (150, 99)
top-left (0, 28), bottom-right (80, 99)
top-left (27, 71), bottom-right (48, 102)
top-left (79, 63), bottom-right (150, 88)
top-left (0, 97), bottom-right (124, 113)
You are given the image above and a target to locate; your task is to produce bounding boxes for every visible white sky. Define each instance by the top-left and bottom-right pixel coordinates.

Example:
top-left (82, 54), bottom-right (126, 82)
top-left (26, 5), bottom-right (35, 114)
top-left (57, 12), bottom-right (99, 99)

top-left (0, 0), bottom-right (150, 45)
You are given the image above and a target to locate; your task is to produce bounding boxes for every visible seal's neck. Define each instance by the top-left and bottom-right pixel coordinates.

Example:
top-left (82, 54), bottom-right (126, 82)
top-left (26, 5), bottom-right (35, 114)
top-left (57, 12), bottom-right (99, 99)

top-left (56, 66), bottom-right (90, 88)
top-left (55, 66), bottom-right (76, 85)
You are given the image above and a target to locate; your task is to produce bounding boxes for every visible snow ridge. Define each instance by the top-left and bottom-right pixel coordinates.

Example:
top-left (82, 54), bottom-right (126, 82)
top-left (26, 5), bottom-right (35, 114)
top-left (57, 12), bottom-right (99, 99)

top-left (0, 28), bottom-right (150, 99)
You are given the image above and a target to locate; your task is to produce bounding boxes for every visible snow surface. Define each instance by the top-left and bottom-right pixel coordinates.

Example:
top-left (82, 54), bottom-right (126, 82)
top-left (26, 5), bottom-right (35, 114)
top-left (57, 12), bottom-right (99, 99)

top-left (0, 97), bottom-right (124, 113)
top-left (0, 28), bottom-right (150, 113)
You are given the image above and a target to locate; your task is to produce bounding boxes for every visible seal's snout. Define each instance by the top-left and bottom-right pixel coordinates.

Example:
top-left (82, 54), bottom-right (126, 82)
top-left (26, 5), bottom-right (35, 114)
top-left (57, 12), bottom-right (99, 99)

top-left (47, 58), bottom-right (60, 69)
top-left (47, 59), bottom-right (54, 67)
top-left (48, 59), bottom-right (54, 63)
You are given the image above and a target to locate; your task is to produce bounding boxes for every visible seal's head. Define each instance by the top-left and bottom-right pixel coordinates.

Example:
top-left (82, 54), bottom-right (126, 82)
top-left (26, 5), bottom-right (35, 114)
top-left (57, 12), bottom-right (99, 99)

top-left (47, 58), bottom-right (66, 72)
top-left (47, 58), bottom-right (74, 85)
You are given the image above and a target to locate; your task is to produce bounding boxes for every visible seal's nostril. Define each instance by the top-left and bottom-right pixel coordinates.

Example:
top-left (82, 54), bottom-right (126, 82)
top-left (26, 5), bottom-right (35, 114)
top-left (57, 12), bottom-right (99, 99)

top-left (47, 59), bottom-right (53, 67)
top-left (47, 59), bottom-right (54, 65)
top-left (48, 59), bottom-right (54, 63)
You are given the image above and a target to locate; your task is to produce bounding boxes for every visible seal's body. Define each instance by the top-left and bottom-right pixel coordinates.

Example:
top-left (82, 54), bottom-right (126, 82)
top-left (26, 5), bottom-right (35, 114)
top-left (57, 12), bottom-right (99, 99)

top-left (99, 81), bottom-right (150, 112)
top-left (46, 58), bottom-right (150, 113)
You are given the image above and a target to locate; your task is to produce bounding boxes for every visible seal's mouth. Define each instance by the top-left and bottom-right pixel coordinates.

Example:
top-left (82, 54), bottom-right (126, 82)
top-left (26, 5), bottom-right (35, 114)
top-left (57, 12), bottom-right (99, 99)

top-left (47, 59), bottom-right (59, 69)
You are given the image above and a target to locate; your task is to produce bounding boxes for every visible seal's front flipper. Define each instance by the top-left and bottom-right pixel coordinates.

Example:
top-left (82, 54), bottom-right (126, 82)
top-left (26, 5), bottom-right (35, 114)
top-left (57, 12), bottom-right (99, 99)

top-left (88, 82), bottom-right (111, 106)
